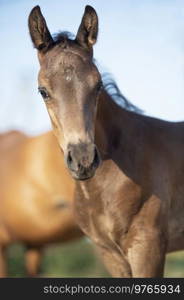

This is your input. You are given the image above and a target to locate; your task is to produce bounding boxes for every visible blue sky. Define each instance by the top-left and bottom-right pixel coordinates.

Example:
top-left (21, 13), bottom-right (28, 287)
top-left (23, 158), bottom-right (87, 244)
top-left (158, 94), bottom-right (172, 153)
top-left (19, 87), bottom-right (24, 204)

top-left (1, 0), bottom-right (184, 134)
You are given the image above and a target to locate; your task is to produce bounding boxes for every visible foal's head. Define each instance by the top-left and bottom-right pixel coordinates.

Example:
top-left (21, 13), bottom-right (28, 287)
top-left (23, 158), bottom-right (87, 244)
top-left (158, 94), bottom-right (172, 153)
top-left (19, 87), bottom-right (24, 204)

top-left (29, 5), bottom-right (102, 180)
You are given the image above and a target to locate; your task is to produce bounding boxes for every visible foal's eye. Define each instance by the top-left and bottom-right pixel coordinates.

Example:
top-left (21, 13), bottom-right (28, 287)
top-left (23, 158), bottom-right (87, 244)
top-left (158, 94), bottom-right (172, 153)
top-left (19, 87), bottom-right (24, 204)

top-left (38, 87), bottom-right (50, 100)
top-left (96, 81), bottom-right (103, 93)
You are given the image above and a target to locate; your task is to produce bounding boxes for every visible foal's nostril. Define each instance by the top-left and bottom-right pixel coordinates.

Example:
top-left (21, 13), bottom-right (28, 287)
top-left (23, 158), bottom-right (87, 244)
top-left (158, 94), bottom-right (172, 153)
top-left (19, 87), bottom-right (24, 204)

top-left (93, 147), bottom-right (100, 167)
top-left (67, 151), bottom-right (73, 166)
top-left (66, 144), bottom-right (100, 179)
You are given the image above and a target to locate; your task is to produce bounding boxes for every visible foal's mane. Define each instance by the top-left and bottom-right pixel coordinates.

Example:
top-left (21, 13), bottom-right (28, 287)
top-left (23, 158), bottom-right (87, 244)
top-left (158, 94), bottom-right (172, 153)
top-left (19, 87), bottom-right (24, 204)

top-left (54, 32), bottom-right (142, 114)
top-left (101, 74), bottom-right (143, 114)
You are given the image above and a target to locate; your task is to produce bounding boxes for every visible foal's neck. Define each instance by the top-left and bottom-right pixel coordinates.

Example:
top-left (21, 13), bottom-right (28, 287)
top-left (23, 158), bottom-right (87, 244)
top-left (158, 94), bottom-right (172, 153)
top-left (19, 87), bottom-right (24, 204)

top-left (96, 90), bottom-right (144, 161)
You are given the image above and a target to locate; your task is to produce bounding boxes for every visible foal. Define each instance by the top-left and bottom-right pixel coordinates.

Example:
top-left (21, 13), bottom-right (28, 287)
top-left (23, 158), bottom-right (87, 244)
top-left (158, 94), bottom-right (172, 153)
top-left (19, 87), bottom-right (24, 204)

top-left (29, 5), bottom-right (184, 277)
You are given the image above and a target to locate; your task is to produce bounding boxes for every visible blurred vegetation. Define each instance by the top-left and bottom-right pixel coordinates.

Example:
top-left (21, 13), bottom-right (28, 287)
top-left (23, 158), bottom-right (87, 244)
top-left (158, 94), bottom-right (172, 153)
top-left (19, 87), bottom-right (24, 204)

top-left (7, 239), bottom-right (184, 277)
top-left (7, 239), bottom-right (108, 278)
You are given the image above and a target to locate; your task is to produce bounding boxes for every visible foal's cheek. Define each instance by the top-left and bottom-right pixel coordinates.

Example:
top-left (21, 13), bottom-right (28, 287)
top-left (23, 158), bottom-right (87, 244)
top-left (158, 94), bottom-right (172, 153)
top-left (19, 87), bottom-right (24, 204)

top-left (57, 136), bottom-right (66, 153)
top-left (52, 126), bottom-right (66, 152)
top-left (45, 105), bottom-right (65, 150)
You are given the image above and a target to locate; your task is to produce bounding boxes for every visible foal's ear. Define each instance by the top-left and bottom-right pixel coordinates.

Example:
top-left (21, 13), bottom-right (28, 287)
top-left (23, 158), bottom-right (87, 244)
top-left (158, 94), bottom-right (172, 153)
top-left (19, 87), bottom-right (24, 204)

top-left (76, 5), bottom-right (98, 50)
top-left (28, 6), bottom-right (53, 52)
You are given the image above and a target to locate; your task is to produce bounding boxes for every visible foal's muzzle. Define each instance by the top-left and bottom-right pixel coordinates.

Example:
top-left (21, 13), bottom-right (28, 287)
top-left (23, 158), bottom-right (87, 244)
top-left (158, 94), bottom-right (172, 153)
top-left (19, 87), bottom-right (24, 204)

top-left (66, 143), bottom-right (101, 180)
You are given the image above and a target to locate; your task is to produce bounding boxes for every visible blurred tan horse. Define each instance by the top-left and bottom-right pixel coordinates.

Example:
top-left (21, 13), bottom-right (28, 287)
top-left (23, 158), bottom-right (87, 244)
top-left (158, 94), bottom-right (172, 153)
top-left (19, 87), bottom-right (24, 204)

top-left (0, 130), bottom-right (83, 277)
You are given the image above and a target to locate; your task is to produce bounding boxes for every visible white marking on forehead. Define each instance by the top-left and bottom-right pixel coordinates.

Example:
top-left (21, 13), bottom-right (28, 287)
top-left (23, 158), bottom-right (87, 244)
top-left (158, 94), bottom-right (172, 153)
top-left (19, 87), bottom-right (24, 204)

top-left (65, 66), bottom-right (74, 82)
top-left (66, 75), bottom-right (72, 81)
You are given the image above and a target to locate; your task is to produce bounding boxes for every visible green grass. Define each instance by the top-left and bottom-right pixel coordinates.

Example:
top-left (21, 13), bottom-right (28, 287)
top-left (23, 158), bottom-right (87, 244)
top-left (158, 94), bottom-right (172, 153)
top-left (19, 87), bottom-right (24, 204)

top-left (6, 239), bottom-right (184, 277)
top-left (165, 251), bottom-right (184, 277)
top-left (7, 239), bottom-right (109, 277)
